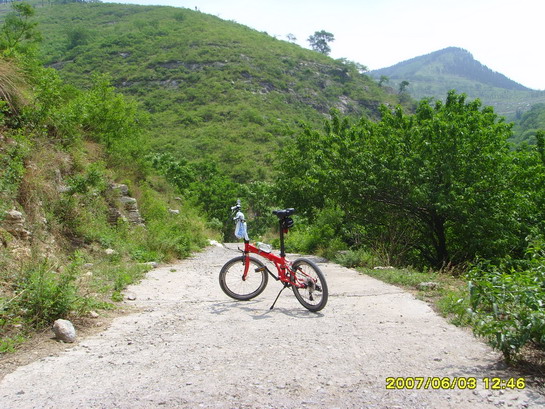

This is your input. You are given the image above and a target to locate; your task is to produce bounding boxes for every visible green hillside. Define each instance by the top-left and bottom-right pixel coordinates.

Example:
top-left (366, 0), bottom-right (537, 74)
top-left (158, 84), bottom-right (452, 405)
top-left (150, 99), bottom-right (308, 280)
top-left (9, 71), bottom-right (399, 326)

top-left (0, 2), bottom-right (216, 352)
top-left (369, 47), bottom-right (545, 122)
top-left (29, 1), bottom-right (406, 181)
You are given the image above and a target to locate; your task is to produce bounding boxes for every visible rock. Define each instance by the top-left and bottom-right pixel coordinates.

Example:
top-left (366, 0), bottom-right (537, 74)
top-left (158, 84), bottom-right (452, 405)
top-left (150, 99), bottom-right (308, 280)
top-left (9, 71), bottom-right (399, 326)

top-left (417, 281), bottom-right (440, 290)
top-left (57, 185), bottom-right (71, 193)
top-left (373, 266), bottom-right (394, 270)
top-left (104, 248), bottom-right (117, 255)
top-left (52, 319), bottom-right (77, 343)
top-left (120, 196), bottom-right (144, 226)
top-left (107, 184), bottom-right (145, 226)
top-left (2, 210), bottom-right (31, 240)
top-left (119, 196), bottom-right (137, 207)
top-left (108, 207), bottom-right (123, 225)
top-left (110, 183), bottom-right (129, 196)
top-left (145, 261), bottom-right (158, 268)
top-left (168, 209), bottom-right (180, 215)
top-left (10, 246), bottom-right (32, 259)
top-left (54, 169), bottom-right (63, 184)
top-left (89, 311), bottom-right (99, 319)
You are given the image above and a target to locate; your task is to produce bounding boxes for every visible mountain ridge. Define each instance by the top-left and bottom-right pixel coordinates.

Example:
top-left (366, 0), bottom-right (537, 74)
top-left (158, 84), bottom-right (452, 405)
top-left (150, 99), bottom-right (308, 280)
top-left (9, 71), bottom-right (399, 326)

top-left (371, 47), bottom-right (530, 91)
top-left (369, 46), bottom-right (545, 119)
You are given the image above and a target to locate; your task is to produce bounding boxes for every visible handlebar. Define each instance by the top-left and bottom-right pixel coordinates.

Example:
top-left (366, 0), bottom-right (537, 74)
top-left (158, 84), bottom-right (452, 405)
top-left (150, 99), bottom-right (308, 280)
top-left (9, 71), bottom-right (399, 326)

top-left (230, 201), bottom-right (295, 241)
top-left (231, 199), bottom-right (241, 212)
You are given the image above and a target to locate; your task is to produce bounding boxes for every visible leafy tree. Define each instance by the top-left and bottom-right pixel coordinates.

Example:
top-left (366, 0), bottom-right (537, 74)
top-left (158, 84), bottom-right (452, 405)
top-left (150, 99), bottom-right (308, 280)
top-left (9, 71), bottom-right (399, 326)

top-left (0, 2), bottom-right (41, 56)
top-left (307, 30), bottom-right (335, 55)
top-left (398, 80), bottom-right (410, 93)
top-left (537, 130), bottom-right (545, 164)
top-left (286, 33), bottom-right (296, 42)
top-left (277, 92), bottom-right (522, 268)
top-left (513, 103), bottom-right (545, 144)
top-left (77, 74), bottom-right (149, 159)
top-left (378, 75), bottom-right (389, 86)
top-left (511, 131), bottom-right (545, 236)
top-left (65, 26), bottom-right (91, 50)
top-left (337, 58), bottom-right (368, 74)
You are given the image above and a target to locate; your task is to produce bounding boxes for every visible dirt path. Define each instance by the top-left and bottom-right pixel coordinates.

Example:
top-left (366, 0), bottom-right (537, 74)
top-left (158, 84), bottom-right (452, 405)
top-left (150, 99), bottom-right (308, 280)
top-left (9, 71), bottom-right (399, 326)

top-left (1, 244), bottom-right (544, 409)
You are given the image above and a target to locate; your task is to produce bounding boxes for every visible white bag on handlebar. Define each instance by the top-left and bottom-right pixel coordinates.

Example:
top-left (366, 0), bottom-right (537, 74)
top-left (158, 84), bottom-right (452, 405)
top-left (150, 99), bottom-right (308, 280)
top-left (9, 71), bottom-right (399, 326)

top-left (235, 219), bottom-right (249, 240)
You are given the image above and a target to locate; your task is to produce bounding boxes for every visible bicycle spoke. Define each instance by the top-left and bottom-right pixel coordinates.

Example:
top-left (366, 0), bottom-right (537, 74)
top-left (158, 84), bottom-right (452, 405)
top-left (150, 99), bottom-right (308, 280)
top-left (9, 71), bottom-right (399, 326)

top-left (219, 256), bottom-right (268, 301)
top-left (291, 258), bottom-right (328, 312)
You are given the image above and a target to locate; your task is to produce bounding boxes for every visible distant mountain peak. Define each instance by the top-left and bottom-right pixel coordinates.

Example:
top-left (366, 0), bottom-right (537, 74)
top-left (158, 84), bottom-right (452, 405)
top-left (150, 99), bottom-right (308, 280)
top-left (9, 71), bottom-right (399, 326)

top-left (370, 47), bottom-right (530, 92)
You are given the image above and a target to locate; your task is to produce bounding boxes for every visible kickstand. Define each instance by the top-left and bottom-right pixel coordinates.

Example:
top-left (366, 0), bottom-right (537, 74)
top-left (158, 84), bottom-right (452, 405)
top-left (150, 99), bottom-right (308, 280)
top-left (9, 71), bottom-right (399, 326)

top-left (270, 284), bottom-right (288, 310)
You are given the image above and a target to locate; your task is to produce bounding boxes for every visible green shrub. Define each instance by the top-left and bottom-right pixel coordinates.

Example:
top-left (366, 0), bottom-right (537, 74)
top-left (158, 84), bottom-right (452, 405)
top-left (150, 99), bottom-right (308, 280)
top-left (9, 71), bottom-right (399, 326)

top-left (466, 239), bottom-right (545, 361)
top-left (335, 248), bottom-right (378, 268)
top-left (16, 260), bottom-right (79, 327)
top-left (67, 162), bottom-right (107, 195)
top-left (283, 204), bottom-right (346, 257)
top-left (436, 291), bottom-right (471, 326)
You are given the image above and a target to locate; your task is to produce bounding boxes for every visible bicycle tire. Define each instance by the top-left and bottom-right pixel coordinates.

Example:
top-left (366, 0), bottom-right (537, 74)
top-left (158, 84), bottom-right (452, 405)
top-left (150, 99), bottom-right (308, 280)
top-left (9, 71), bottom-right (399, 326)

top-left (219, 256), bottom-right (268, 301)
top-left (291, 258), bottom-right (328, 312)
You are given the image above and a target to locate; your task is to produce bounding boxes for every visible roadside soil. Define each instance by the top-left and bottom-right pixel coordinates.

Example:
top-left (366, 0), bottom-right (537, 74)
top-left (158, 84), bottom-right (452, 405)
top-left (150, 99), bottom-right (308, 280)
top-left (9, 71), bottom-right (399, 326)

top-left (1, 243), bottom-right (544, 409)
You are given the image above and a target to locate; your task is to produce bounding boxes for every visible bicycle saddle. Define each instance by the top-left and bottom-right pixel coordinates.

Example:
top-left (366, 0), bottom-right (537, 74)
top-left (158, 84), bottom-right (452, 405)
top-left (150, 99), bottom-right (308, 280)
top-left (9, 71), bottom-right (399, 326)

top-left (272, 208), bottom-right (295, 218)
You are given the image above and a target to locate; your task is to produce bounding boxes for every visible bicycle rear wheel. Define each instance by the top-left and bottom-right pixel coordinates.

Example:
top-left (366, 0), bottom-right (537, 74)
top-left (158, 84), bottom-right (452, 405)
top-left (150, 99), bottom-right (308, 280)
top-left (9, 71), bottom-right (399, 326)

top-left (291, 258), bottom-right (328, 312)
top-left (219, 256), bottom-right (268, 301)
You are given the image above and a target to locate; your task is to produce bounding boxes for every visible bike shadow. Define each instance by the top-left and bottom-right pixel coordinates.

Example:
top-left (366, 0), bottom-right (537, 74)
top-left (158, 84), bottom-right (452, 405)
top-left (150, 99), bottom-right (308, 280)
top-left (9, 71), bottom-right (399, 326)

top-left (253, 306), bottom-right (325, 320)
top-left (209, 301), bottom-right (324, 320)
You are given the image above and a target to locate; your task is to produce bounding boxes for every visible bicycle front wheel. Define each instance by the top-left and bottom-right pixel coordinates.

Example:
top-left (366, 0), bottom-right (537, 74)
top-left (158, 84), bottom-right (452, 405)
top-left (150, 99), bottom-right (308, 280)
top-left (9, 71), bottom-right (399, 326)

top-left (219, 256), bottom-right (268, 301)
top-left (291, 258), bottom-right (328, 312)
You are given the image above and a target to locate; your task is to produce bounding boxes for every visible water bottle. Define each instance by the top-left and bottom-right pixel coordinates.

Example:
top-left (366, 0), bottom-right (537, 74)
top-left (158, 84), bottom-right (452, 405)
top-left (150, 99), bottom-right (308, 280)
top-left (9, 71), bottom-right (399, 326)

top-left (257, 242), bottom-right (272, 253)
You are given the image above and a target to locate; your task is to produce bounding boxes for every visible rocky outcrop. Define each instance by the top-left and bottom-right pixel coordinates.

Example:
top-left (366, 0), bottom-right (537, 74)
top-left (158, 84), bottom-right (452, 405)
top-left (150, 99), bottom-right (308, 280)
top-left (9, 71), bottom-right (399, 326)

top-left (108, 183), bottom-right (145, 227)
top-left (2, 210), bottom-right (31, 240)
top-left (119, 196), bottom-right (144, 225)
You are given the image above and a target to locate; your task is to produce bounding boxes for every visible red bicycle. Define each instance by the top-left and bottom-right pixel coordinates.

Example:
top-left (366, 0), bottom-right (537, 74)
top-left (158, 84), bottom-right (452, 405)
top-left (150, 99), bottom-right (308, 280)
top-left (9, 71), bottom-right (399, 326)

top-left (219, 201), bottom-right (328, 312)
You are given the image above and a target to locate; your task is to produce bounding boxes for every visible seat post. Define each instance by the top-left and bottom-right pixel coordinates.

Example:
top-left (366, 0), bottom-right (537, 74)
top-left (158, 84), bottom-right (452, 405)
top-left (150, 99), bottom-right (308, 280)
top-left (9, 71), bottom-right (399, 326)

top-left (278, 219), bottom-right (286, 258)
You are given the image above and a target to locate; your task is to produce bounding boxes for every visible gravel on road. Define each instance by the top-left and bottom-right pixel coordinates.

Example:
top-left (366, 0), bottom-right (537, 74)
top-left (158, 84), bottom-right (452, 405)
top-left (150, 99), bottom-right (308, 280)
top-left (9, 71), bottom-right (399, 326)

top-left (1, 243), bottom-right (544, 409)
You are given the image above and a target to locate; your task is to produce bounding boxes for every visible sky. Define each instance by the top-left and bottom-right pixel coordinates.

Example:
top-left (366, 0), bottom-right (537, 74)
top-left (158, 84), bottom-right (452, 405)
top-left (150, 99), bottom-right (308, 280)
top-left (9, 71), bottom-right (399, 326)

top-left (102, 0), bottom-right (544, 90)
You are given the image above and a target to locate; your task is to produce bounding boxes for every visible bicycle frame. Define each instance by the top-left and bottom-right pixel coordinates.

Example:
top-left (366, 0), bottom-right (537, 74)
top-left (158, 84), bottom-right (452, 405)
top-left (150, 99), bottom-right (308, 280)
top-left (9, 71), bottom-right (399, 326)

top-left (240, 220), bottom-right (303, 287)
top-left (240, 241), bottom-right (290, 282)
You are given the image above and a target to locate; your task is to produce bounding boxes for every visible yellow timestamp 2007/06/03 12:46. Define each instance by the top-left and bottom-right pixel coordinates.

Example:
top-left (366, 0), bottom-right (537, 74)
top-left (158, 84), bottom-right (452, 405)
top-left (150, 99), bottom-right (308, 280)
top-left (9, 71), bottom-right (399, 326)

top-left (385, 377), bottom-right (526, 390)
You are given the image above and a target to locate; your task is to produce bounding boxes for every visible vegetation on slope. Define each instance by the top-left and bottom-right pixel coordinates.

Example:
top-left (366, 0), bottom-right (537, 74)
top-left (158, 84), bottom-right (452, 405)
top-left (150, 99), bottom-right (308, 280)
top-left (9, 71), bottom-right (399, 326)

top-left (0, 3), bottom-right (210, 352)
top-left (514, 103), bottom-right (545, 144)
top-left (31, 1), bottom-right (407, 181)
